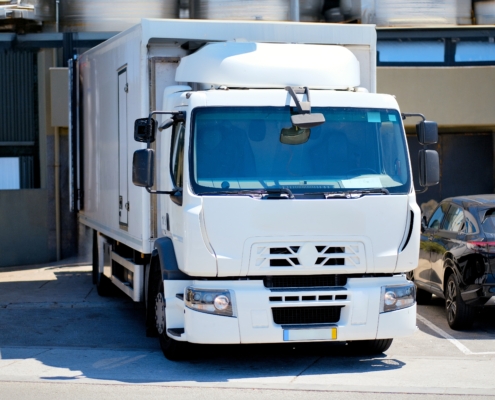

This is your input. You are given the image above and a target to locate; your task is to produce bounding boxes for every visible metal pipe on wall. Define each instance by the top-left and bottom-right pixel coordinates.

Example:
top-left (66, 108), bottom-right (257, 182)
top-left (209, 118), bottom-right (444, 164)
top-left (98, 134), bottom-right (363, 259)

top-left (56, 0), bottom-right (60, 32)
top-left (52, 50), bottom-right (61, 261)
top-left (54, 125), bottom-right (61, 261)
top-left (290, 0), bottom-right (300, 21)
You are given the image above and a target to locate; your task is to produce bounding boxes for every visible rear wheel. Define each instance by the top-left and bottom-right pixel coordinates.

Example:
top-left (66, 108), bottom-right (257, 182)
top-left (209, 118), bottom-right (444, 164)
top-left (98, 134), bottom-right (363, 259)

top-left (151, 268), bottom-right (188, 361)
top-left (347, 339), bottom-right (393, 355)
top-left (92, 230), bottom-right (113, 297)
top-left (445, 273), bottom-right (475, 330)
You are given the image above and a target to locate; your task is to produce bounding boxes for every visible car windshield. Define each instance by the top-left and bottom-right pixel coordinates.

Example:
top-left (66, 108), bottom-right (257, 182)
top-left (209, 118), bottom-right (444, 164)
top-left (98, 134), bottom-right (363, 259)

top-left (191, 106), bottom-right (411, 195)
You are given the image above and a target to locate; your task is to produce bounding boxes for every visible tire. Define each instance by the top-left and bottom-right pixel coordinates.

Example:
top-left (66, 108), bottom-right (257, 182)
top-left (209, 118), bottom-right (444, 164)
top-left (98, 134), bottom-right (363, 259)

top-left (416, 288), bottom-right (432, 305)
top-left (145, 262), bottom-right (159, 338)
top-left (92, 230), bottom-right (114, 297)
top-left (445, 273), bottom-right (475, 330)
top-left (348, 339), bottom-right (393, 355)
top-left (152, 269), bottom-right (188, 361)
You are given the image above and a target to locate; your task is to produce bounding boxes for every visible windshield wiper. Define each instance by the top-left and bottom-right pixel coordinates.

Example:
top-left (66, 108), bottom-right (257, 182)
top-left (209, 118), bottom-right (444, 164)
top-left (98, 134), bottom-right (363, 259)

top-left (265, 188), bottom-right (294, 199)
top-left (308, 188), bottom-right (390, 199)
top-left (200, 188), bottom-right (294, 199)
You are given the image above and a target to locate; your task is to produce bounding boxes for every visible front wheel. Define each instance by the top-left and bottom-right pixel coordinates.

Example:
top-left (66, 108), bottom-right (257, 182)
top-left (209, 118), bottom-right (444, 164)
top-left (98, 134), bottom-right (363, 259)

top-left (445, 273), bottom-right (475, 330)
top-left (92, 230), bottom-right (113, 297)
top-left (154, 277), bottom-right (189, 361)
top-left (347, 338), bottom-right (393, 355)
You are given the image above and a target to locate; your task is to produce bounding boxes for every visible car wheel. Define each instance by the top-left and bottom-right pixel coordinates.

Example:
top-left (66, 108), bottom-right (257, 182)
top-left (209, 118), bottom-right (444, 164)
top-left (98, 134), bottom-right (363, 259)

top-left (154, 277), bottom-right (189, 361)
top-left (445, 273), bottom-right (475, 330)
top-left (347, 339), bottom-right (393, 355)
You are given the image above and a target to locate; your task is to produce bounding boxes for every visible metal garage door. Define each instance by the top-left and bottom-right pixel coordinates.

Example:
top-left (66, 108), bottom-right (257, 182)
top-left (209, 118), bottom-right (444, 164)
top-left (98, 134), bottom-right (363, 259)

top-left (408, 132), bottom-right (494, 210)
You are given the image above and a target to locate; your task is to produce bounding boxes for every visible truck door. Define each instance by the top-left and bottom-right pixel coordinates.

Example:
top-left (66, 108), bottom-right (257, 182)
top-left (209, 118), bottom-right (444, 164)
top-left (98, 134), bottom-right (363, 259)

top-left (118, 67), bottom-right (129, 228)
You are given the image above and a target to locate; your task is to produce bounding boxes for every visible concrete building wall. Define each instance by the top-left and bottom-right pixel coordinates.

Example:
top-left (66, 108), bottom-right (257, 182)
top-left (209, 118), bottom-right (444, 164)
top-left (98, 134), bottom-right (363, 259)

top-left (0, 189), bottom-right (51, 266)
top-left (377, 67), bottom-right (495, 130)
top-left (0, 49), bottom-right (77, 268)
top-left (378, 66), bottom-right (495, 211)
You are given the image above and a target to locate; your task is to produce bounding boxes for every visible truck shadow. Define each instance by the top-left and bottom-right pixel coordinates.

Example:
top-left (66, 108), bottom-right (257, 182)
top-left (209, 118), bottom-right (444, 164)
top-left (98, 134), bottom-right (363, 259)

top-left (0, 345), bottom-right (406, 384)
top-left (0, 268), bottom-right (405, 384)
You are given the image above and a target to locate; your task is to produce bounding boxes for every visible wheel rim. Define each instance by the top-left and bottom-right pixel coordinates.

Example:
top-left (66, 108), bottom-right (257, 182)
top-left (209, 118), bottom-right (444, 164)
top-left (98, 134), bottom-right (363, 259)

top-left (155, 292), bottom-right (166, 334)
top-left (446, 279), bottom-right (457, 323)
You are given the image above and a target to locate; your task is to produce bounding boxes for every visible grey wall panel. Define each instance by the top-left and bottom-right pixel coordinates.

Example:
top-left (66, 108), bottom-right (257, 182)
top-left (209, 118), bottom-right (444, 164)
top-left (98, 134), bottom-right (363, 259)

top-left (0, 50), bottom-right (38, 143)
top-left (441, 133), bottom-right (494, 199)
top-left (0, 189), bottom-right (52, 267)
top-left (408, 132), bottom-right (494, 213)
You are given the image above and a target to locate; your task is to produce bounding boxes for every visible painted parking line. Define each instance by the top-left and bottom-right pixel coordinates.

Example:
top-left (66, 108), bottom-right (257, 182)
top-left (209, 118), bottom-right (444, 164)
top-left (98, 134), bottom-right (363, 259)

top-left (417, 314), bottom-right (495, 355)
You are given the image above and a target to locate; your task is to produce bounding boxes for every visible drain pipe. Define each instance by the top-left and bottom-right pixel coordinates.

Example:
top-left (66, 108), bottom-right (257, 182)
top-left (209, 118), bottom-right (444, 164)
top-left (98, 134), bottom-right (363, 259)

top-left (290, 0), bottom-right (300, 21)
top-left (55, 0), bottom-right (60, 33)
top-left (55, 125), bottom-right (61, 261)
top-left (52, 50), bottom-right (61, 261)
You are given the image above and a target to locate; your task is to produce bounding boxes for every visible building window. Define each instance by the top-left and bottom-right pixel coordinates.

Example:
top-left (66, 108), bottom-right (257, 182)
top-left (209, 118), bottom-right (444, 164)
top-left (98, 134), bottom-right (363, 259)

top-left (378, 40), bottom-right (445, 63)
top-left (0, 157), bottom-right (20, 190)
top-left (455, 40), bottom-right (495, 63)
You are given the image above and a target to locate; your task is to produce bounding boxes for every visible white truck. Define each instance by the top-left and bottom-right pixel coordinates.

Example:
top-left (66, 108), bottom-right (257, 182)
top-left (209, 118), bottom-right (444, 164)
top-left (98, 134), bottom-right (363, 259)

top-left (74, 19), bottom-right (439, 360)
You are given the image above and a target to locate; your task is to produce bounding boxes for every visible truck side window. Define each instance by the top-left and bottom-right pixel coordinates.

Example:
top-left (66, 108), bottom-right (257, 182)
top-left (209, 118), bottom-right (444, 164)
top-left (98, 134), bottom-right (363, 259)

top-left (171, 122), bottom-right (185, 189)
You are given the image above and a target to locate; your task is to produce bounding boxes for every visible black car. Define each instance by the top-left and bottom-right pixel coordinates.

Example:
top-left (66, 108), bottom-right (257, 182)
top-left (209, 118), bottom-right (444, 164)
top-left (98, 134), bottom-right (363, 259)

top-left (410, 194), bottom-right (495, 330)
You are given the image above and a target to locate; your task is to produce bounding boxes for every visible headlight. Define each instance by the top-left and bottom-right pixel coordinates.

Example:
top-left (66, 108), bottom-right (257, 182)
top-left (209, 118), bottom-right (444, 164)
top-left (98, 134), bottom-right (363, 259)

top-left (185, 287), bottom-right (236, 317)
top-left (380, 283), bottom-right (415, 313)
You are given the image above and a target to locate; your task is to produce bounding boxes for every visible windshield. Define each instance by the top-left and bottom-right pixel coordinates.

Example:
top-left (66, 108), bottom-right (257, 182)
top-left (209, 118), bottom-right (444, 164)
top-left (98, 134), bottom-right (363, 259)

top-left (191, 107), bottom-right (411, 195)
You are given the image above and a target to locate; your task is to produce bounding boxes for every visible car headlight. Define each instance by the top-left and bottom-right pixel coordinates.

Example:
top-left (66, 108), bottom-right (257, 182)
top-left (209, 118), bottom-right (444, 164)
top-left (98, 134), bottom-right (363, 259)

top-left (185, 287), bottom-right (236, 317)
top-left (380, 283), bottom-right (416, 313)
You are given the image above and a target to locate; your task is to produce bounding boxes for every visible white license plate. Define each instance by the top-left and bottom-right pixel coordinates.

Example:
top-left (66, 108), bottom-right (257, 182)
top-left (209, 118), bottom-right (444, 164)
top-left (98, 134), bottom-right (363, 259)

top-left (283, 327), bottom-right (337, 341)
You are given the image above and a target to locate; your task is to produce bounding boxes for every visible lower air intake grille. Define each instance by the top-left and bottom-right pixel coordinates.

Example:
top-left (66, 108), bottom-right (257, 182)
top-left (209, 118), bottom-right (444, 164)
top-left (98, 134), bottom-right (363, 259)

top-left (272, 306), bottom-right (343, 325)
top-left (264, 275), bottom-right (347, 289)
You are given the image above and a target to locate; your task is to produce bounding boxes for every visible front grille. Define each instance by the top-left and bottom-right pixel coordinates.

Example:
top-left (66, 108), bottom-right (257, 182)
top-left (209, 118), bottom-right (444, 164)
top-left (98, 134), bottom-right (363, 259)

top-left (263, 275), bottom-right (347, 288)
top-left (251, 242), bottom-right (364, 270)
top-left (272, 306), bottom-right (343, 324)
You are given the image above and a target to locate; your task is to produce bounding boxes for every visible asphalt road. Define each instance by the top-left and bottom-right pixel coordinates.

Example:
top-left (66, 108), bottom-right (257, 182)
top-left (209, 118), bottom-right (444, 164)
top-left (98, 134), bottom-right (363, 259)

top-left (1, 260), bottom-right (495, 399)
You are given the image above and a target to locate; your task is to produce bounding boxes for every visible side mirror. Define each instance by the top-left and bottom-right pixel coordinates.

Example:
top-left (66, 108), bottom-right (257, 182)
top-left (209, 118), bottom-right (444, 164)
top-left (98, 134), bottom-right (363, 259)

top-left (132, 149), bottom-right (154, 187)
top-left (134, 118), bottom-right (156, 143)
top-left (416, 121), bottom-right (438, 145)
top-left (419, 149), bottom-right (439, 187)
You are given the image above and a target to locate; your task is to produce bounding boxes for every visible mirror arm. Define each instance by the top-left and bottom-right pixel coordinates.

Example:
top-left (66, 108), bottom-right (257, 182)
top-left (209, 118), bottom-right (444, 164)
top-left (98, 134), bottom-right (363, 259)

top-left (145, 186), bottom-right (182, 195)
top-left (145, 110), bottom-right (186, 148)
top-left (415, 187), bottom-right (428, 194)
top-left (401, 113), bottom-right (425, 121)
top-left (286, 86), bottom-right (311, 114)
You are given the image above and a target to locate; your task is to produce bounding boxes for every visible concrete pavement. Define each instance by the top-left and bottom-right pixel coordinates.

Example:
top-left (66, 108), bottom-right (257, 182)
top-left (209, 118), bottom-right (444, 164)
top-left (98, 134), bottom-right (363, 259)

top-left (1, 260), bottom-right (495, 399)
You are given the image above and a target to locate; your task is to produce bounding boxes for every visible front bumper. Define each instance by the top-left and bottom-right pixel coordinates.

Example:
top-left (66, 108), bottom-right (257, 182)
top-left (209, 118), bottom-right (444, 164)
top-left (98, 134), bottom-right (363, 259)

top-left (174, 275), bottom-right (416, 344)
